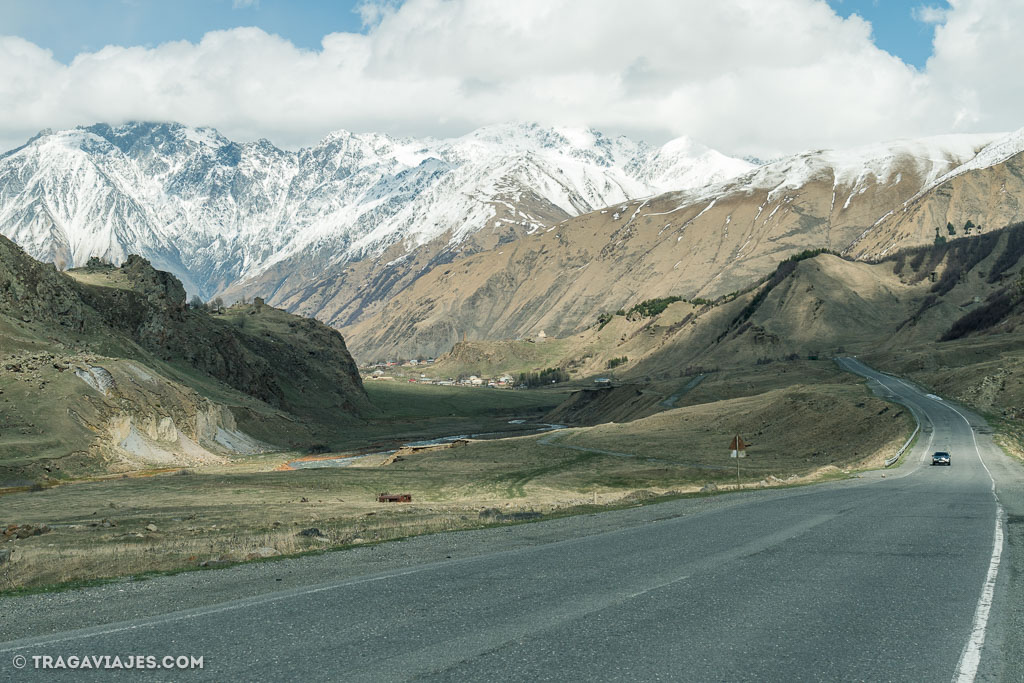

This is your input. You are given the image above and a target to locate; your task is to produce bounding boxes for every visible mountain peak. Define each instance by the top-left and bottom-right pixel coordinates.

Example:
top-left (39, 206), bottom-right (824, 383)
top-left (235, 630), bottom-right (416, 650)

top-left (81, 121), bottom-right (231, 155)
top-left (0, 120), bottom-right (755, 298)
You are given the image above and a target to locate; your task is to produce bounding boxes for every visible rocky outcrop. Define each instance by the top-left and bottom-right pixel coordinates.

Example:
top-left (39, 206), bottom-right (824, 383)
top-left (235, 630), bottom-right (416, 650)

top-left (0, 235), bottom-right (96, 331)
top-left (66, 253), bottom-right (369, 417)
top-left (0, 236), bottom-right (370, 480)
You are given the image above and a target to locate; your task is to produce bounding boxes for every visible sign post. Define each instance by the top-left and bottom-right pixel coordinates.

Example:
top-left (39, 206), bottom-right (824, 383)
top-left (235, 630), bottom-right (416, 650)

top-left (728, 435), bottom-right (748, 489)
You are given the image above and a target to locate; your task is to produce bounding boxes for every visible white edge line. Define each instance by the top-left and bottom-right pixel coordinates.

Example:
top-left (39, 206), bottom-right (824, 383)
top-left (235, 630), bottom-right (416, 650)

top-left (954, 510), bottom-right (1005, 683)
top-left (840, 359), bottom-right (1005, 681)
top-left (945, 402), bottom-right (1005, 683)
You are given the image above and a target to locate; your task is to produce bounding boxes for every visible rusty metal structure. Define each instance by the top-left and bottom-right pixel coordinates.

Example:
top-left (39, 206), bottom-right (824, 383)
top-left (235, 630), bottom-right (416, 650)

top-left (377, 493), bottom-right (413, 503)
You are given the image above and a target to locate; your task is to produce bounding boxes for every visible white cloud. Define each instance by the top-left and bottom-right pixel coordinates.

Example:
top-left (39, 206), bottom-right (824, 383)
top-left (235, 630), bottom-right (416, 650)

top-left (913, 5), bottom-right (949, 24)
top-left (232, 0), bottom-right (258, 8)
top-left (0, 0), bottom-right (1018, 157)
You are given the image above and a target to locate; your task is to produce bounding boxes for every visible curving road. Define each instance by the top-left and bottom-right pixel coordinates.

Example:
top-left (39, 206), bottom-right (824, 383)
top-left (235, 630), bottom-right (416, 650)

top-left (1, 359), bottom-right (1023, 681)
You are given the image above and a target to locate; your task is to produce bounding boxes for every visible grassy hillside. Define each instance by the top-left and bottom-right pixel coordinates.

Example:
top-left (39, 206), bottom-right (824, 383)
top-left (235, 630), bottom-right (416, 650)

top-left (406, 223), bottom-right (1024, 427)
top-left (0, 237), bottom-right (371, 484)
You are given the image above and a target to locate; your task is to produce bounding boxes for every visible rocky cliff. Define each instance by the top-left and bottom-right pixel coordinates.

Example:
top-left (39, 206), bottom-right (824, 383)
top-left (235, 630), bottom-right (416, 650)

top-left (0, 235), bottom-right (370, 485)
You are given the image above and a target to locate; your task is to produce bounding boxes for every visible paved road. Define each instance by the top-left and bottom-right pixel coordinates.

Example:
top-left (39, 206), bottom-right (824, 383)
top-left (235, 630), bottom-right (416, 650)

top-left (2, 360), bottom-right (1022, 681)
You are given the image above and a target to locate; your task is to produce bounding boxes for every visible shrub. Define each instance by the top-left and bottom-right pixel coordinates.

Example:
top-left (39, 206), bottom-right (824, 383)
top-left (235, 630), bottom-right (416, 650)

top-left (893, 252), bottom-right (907, 276)
top-left (627, 296), bottom-right (682, 318)
top-left (606, 356), bottom-right (628, 369)
top-left (909, 249), bottom-right (927, 271)
top-left (517, 368), bottom-right (569, 387)
top-left (729, 259), bottom-right (799, 331)
top-left (940, 289), bottom-right (1019, 341)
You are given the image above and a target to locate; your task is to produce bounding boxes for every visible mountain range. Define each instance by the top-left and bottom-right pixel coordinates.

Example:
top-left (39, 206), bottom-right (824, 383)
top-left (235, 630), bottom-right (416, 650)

top-left (339, 130), bottom-right (1024, 359)
top-left (2, 121), bottom-right (1024, 360)
top-left (0, 121), bottom-right (750, 296)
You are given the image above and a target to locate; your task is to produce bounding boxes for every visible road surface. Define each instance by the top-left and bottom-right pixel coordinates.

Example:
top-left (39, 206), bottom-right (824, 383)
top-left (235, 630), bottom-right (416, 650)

top-left (2, 359), bottom-right (1022, 681)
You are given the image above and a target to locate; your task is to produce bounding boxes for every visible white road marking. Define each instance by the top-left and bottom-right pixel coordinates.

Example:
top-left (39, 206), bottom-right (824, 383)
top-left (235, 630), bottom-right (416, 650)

top-left (839, 359), bottom-right (1005, 682)
top-left (955, 511), bottom-right (1004, 683)
top-left (887, 377), bottom-right (934, 464)
top-left (944, 402), bottom-right (1005, 683)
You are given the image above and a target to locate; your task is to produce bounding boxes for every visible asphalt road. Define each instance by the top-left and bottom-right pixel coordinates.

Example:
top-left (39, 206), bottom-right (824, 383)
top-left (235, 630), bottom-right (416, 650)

top-left (2, 359), bottom-right (1023, 682)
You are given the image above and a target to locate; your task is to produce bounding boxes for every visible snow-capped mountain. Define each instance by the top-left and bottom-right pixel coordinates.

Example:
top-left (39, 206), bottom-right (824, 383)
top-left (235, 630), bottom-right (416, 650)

top-left (0, 121), bottom-right (754, 298)
top-left (693, 133), bottom-right (1004, 206)
top-left (337, 129), bottom-right (1024, 360)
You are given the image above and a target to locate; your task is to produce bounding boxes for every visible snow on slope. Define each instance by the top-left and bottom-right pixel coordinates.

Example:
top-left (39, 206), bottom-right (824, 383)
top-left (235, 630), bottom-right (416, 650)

top-left (914, 128), bottom-right (1024, 195)
top-left (0, 122), bottom-right (754, 297)
top-left (631, 135), bottom-right (756, 195)
top-left (0, 129), bottom-right (184, 276)
top-left (730, 134), bottom-right (1001, 202)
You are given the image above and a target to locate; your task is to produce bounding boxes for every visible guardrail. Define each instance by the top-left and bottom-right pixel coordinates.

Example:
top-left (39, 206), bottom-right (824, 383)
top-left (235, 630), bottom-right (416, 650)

top-left (886, 415), bottom-right (920, 467)
top-left (834, 357), bottom-right (922, 469)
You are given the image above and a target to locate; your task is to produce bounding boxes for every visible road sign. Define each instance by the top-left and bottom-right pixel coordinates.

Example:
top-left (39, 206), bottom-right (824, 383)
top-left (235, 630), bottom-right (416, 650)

top-left (729, 434), bottom-right (749, 488)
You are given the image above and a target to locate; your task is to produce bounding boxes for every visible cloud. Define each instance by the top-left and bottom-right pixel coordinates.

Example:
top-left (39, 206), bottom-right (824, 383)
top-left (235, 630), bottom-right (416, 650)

top-left (918, 0), bottom-right (1024, 133)
top-left (0, 0), bottom-right (1018, 157)
top-left (912, 5), bottom-right (948, 24)
top-left (231, 0), bottom-right (258, 8)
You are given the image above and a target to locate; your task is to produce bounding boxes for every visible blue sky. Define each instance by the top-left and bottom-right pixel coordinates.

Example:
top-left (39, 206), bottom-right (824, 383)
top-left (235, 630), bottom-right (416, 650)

top-left (826, 0), bottom-right (950, 68)
top-left (2, 0), bottom-right (948, 68)
top-left (0, 0), bottom-right (368, 62)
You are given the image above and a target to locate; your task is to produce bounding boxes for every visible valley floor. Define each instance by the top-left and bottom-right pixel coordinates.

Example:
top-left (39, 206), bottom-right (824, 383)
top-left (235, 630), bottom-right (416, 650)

top-left (0, 361), bottom-right (917, 592)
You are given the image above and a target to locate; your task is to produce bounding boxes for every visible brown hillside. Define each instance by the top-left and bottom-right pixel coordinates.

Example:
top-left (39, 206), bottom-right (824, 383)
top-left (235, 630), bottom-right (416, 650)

top-left (412, 226), bottom-right (1024, 402)
top-left (0, 236), bottom-right (371, 484)
top-left (337, 146), bottom-right (1022, 361)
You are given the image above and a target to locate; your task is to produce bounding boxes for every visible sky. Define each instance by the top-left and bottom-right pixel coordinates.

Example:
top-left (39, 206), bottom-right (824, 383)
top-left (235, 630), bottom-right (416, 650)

top-left (825, 0), bottom-right (948, 68)
top-left (0, 0), bottom-right (1017, 158)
